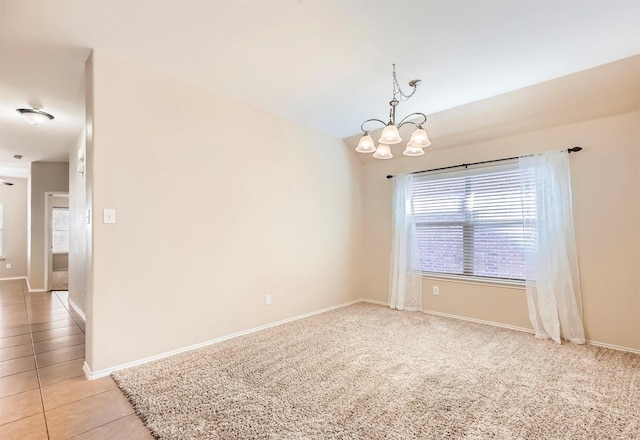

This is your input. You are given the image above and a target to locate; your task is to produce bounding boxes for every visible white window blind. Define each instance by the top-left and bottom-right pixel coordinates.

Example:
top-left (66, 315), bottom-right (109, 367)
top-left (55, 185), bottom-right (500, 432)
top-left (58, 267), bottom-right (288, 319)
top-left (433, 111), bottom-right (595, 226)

top-left (412, 163), bottom-right (535, 281)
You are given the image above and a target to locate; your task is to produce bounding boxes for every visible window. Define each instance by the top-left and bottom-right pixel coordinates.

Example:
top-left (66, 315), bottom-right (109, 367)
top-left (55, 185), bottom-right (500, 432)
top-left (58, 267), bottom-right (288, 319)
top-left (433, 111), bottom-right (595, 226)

top-left (0, 202), bottom-right (3, 257)
top-left (412, 163), bottom-right (534, 281)
top-left (52, 208), bottom-right (69, 254)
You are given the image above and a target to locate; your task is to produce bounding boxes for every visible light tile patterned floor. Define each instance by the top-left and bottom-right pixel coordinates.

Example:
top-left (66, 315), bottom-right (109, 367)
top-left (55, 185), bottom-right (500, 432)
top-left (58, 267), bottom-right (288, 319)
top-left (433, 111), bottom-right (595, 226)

top-left (0, 279), bottom-right (152, 439)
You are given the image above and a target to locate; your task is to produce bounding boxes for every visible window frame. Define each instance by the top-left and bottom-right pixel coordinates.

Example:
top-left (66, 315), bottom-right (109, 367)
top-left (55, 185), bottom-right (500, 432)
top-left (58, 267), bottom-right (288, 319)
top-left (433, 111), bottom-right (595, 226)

top-left (412, 162), bottom-right (530, 285)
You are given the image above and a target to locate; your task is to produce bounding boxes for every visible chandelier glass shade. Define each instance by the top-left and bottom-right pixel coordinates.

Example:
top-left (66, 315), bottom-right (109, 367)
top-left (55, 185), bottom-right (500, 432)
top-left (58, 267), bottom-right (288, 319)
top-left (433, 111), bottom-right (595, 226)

top-left (355, 134), bottom-right (375, 153)
top-left (373, 144), bottom-right (393, 159)
top-left (356, 64), bottom-right (431, 159)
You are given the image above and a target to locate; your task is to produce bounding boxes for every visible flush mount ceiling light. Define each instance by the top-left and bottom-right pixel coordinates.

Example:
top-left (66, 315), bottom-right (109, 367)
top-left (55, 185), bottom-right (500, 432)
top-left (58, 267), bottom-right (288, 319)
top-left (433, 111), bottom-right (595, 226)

top-left (356, 64), bottom-right (431, 159)
top-left (16, 107), bottom-right (55, 126)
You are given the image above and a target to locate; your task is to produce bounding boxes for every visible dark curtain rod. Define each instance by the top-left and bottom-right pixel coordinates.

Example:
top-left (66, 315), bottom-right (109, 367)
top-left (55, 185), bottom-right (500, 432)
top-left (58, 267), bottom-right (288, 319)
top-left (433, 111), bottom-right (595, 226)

top-left (386, 146), bottom-right (583, 179)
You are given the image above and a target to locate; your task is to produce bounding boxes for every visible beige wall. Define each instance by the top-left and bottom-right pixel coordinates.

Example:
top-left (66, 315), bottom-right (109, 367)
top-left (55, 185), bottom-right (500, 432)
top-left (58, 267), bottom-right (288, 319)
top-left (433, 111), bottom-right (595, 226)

top-left (361, 112), bottom-right (640, 351)
top-left (50, 196), bottom-right (69, 209)
top-left (69, 130), bottom-right (87, 313)
top-left (29, 162), bottom-right (69, 290)
top-left (0, 177), bottom-right (28, 278)
top-left (86, 50), bottom-right (363, 372)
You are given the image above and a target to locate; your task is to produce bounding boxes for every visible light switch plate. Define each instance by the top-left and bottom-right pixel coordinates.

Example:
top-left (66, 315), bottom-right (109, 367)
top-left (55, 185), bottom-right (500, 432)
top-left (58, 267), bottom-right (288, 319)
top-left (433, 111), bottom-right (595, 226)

top-left (103, 208), bottom-right (116, 224)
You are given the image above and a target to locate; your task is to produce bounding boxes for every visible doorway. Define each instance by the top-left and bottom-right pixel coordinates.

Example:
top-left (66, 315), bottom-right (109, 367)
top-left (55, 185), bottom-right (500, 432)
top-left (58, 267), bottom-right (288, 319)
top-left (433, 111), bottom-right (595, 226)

top-left (45, 193), bottom-right (69, 291)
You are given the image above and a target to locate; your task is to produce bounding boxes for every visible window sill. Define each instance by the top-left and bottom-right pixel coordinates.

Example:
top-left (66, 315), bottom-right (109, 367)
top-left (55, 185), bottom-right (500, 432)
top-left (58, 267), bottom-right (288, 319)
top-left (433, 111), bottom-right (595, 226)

top-left (421, 272), bottom-right (525, 290)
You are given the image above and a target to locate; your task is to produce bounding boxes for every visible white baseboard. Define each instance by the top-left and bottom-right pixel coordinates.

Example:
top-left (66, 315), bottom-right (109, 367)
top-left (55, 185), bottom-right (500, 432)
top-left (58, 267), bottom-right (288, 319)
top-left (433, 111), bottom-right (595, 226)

top-left (82, 361), bottom-right (92, 380)
top-left (360, 298), bottom-right (388, 306)
top-left (360, 300), bottom-right (535, 335)
top-left (83, 298), bottom-right (363, 380)
top-left (423, 309), bottom-right (535, 334)
top-left (586, 339), bottom-right (640, 355)
top-left (24, 276), bottom-right (46, 293)
top-left (68, 297), bottom-right (86, 322)
top-left (422, 309), bottom-right (640, 355)
top-left (0, 276), bottom-right (45, 292)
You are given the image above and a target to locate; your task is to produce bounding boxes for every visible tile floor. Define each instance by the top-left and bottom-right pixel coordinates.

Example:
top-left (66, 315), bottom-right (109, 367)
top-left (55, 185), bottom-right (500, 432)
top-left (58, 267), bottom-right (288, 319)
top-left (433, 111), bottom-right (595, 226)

top-left (0, 279), bottom-right (152, 439)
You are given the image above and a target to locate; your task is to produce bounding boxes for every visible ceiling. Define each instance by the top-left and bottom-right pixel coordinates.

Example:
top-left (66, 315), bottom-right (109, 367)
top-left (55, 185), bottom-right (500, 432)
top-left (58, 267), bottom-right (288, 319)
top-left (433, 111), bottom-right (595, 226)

top-left (1, 1), bottom-right (639, 177)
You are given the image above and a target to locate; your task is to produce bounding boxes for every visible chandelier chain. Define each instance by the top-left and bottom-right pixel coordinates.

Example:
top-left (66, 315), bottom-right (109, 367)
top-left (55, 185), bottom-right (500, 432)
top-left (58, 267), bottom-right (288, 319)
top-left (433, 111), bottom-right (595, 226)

top-left (392, 63), bottom-right (418, 102)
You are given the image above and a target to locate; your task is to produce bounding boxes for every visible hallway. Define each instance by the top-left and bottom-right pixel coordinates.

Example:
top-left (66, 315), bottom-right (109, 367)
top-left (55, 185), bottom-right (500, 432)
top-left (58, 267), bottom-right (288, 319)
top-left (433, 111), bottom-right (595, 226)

top-left (0, 279), bottom-right (151, 439)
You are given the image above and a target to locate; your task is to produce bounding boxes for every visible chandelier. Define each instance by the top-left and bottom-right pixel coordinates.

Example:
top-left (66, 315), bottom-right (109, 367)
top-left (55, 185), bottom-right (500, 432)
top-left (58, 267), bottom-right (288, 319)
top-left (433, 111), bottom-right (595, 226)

top-left (355, 64), bottom-right (430, 159)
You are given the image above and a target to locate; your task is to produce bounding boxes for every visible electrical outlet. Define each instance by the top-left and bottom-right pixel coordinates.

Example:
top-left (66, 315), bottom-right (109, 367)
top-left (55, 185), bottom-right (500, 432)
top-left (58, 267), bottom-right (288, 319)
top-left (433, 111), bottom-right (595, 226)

top-left (103, 208), bottom-right (116, 224)
top-left (265, 294), bottom-right (272, 306)
top-left (5, 263), bottom-right (11, 269)
top-left (433, 286), bottom-right (439, 295)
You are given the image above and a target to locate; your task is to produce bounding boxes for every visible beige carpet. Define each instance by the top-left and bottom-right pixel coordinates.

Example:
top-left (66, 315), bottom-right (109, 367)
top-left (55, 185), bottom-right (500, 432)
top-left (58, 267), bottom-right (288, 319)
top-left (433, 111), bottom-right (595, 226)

top-left (112, 303), bottom-right (639, 439)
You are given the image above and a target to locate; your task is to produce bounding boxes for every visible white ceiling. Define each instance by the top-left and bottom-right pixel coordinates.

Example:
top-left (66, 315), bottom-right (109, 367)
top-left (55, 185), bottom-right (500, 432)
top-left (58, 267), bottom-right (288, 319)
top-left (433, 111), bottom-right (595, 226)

top-left (1, 0), bottom-right (639, 177)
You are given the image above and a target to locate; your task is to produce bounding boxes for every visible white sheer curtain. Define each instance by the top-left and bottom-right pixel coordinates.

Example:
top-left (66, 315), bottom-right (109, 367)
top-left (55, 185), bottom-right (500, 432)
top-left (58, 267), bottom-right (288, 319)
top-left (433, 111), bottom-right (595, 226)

top-left (389, 174), bottom-right (423, 311)
top-left (519, 150), bottom-right (585, 344)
